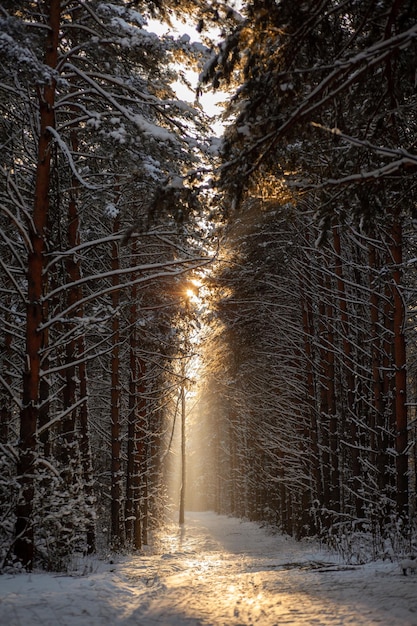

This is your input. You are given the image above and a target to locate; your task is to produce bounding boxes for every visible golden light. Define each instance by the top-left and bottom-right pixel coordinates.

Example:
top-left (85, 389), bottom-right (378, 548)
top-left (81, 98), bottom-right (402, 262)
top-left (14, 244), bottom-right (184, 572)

top-left (184, 277), bottom-right (203, 304)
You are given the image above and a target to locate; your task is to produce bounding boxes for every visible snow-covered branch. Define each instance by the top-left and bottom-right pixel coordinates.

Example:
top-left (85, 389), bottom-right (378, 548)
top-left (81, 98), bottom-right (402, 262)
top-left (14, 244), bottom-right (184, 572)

top-left (41, 257), bottom-right (213, 330)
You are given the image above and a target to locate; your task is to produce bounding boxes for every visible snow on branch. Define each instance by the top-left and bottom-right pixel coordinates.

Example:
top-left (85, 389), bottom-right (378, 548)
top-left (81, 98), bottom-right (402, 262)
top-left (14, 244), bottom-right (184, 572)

top-left (36, 396), bottom-right (87, 438)
top-left (41, 257), bottom-right (214, 331)
top-left (0, 374), bottom-right (22, 410)
top-left (244, 22), bottom-right (417, 176)
top-left (288, 123), bottom-right (417, 188)
top-left (41, 345), bottom-right (114, 378)
top-left (44, 230), bottom-right (186, 273)
top-left (311, 123), bottom-right (417, 166)
top-left (44, 256), bottom-right (212, 303)
top-left (62, 64), bottom-right (180, 145)
top-left (35, 457), bottom-right (60, 478)
top-left (0, 255), bottom-right (26, 303)
top-left (0, 197), bottom-right (33, 252)
top-left (46, 126), bottom-right (100, 190)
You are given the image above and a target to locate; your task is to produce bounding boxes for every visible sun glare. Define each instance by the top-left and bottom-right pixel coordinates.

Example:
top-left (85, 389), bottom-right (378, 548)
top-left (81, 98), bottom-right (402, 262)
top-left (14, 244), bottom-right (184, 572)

top-left (185, 277), bottom-right (203, 305)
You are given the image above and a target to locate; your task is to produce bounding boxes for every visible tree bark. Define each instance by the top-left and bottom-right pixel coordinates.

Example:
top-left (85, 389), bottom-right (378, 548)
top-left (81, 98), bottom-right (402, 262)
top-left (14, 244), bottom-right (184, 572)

top-left (179, 365), bottom-right (186, 525)
top-left (298, 253), bottom-right (322, 507)
top-left (390, 210), bottom-right (408, 519)
top-left (136, 358), bottom-right (147, 547)
top-left (333, 225), bottom-right (362, 518)
top-left (368, 242), bottom-right (390, 503)
top-left (14, 0), bottom-right (60, 569)
top-left (125, 241), bottom-right (139, 546)
top-left (0, 297), bottom-right (12, 445)
top-left (110, 213), bottom-right (123, 549)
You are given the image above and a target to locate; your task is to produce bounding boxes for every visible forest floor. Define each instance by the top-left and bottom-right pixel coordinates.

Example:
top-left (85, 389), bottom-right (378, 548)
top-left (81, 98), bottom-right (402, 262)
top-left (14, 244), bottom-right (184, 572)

top-left (1, 511), bottom-right (416, 625)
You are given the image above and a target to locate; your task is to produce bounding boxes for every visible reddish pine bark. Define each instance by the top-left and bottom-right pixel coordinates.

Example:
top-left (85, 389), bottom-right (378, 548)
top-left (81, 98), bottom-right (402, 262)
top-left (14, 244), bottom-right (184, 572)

top-left (14, 0), bottom-right (60, 569)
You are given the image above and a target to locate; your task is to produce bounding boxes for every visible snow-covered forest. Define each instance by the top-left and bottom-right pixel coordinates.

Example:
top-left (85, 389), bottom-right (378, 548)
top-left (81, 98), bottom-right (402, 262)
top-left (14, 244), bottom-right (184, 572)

top-left (1, 0), bottom-right (417, 583)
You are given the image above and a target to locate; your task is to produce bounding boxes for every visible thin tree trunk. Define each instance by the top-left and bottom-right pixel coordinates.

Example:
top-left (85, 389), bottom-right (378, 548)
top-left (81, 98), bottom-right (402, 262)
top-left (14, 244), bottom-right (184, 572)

top-left (135, 357), bottom-right (147, 549)
top-left (333, 225), bottom-right (361, 518)
top-left (227, 406), bottom-right (238, 516)
top-left (60, 195), bottom-right (80, 485)
top-left (78, 345), bottom-right (96, 554)
top-left (179, 365), bottom-right (186, 525)
top-left (324, 271), bottom-right (340, 514)
top-left (67, 65), bottom-right (95, 552)
top-left (65, 185), bottom-right (96, 553)
top-left (110, 213), bottom-right (123, 549)
top-left (368, 242), bottom-right (389, 502)
top-left (378, 269), bottom-right (397, 519)
top-left (390, 210), bottom-right (408, 519)
top-left (140, 437), bottom-right (149, 546)
top-left (299, 261), bottom-right (322, 506)
top-left (0, 298), bottom-right (12, 444)
top-left (318, 273), bottom-right (331, 517)
top-left (125, 241), bottom-right (138, 546)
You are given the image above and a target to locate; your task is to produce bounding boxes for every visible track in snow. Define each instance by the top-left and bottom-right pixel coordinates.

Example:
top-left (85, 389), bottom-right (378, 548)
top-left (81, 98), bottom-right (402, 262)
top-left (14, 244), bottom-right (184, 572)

top-left (116, 511), bottom-right (417, 625)
top-left (1, 511), bottom-right (416, 625)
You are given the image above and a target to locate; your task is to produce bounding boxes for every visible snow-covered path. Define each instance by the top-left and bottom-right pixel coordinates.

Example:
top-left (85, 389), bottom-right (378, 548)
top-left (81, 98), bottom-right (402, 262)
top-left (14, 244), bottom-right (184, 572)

top-left (1, 511), bottom-right (416, 625)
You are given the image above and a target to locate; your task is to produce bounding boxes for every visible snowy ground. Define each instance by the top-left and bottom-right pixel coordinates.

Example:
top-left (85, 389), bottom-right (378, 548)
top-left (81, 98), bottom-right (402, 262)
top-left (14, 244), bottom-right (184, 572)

top-left (1, 511), bottom-right (416, 625)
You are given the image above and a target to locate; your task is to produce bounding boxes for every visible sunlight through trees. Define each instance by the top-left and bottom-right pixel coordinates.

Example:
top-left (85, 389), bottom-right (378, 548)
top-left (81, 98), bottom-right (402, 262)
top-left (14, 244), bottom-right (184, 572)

top-left (1, 0), bottom-right (417, 573)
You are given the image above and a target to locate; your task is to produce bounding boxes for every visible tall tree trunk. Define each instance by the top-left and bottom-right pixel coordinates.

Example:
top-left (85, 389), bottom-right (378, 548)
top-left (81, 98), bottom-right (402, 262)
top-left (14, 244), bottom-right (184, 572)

top-left (110, 213), bottom-right (123, 549)
top-left (368, 242), bottom-right (389, 507)
top-left (0, 298), bottom-right (12, 445)
top-left (63, 182), bottom-right (96, 553)
top-left (333, 225), bottom-right (361, 518)
top-left (179, 364), bottom-right (186, 525)
top-left (136, 358), bottom-right (147, 547)
top-left (324, 271), bottom-right (340, 514)
top-left (228, 408), bottom-right (238, 516)
top-left (390, 210), bottom-right (408, 520)
top-left (318, 270), bottom-right (331, 518)
top-left (60, 195), bottom-right (80, 486)
top-left (126, 356), bottom-right (147, 548)
top-left (14, 0), bottom-right (60, 569)
top-left (298, 256), bottom-right (322, 508)
top-left (140, 437), bottom-right (149, 546)
top-left (125, 242), bottom-right (139, 546)
top-left (38, 319), bottom-right (51, 459)
top-left (78, 342), bottom-right (96, 554)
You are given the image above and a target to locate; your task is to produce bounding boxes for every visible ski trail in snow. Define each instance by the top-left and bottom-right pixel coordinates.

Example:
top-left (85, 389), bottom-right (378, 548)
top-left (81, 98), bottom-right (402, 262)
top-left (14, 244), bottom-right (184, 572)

top-left (1, 511), bottom-right (416, 625)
